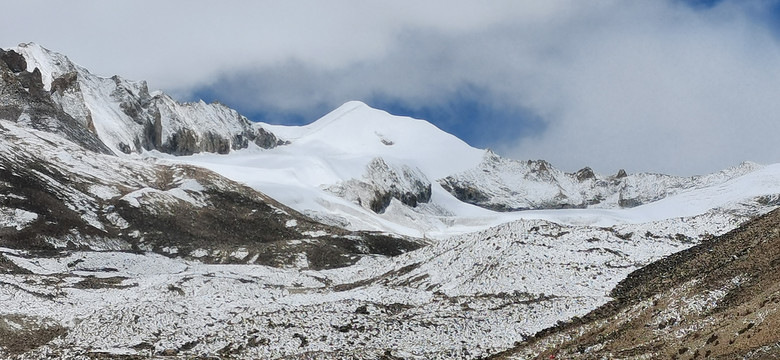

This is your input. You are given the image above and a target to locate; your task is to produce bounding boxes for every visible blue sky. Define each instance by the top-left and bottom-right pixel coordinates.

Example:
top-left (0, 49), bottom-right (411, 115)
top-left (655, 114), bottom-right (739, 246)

top-left (3, 0), bottom-right (780, 175)
top-left (192, 81), bottom-right (548, 151)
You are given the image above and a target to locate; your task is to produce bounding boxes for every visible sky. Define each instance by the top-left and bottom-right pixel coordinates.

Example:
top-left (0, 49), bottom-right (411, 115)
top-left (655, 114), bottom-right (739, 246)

top-left (2, 0), bottom-right (780, 176)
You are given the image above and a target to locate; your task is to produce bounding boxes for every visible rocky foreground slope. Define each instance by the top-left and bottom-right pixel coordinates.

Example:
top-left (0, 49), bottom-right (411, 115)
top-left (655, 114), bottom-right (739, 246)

top-left (1, 200), bottom-right (773, 359)
top-left (493, 207), bottom-right (780, 359)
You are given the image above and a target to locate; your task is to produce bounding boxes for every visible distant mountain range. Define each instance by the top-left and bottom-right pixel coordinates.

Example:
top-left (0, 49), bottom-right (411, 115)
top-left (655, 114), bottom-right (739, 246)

top-left (1, 43), bottom-right (779, 359)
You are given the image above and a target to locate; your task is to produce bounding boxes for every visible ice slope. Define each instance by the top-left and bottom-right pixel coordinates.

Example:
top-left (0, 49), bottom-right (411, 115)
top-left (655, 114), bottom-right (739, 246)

top-left (263, 101), bottom-right (486, 179)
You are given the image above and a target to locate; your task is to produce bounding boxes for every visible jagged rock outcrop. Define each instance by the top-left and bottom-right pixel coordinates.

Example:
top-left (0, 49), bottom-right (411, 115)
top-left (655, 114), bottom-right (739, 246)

top-left (0, 49), bottom-right (26, 73)
top-left (0, 49), bottom-right (111, 154)
top-left (327, 157), bottom-right (432, 214)
top-left (574, 167), bottom-right (595, 181)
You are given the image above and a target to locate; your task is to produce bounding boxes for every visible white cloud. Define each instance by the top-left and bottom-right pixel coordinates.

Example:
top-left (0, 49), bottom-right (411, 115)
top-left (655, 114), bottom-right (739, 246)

top-left (2, 0), bottom-right (780, 175)
top-left (498, 1), bottom-right (780, 175)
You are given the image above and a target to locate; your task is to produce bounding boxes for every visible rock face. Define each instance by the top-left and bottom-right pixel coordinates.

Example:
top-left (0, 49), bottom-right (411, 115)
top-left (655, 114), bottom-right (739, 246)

top-left (495, 207), bottom-right (780, 359)
top-left (327, 157), bottom-right (432, 213)
top-left (10, 43), bottom-right (283, 156)
top-left (0, 49), bottom-right (111, 154)
top-left (0, 49), bottom-right (27, 73)
top-left (439, 150), bottom-right (763, 211)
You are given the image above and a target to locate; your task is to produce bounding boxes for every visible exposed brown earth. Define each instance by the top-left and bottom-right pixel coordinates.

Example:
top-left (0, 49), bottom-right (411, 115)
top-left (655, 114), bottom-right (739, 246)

top-left (0, 314), bottom-right (66, 356)
top-left (492, 208), bottom-right (780, 359)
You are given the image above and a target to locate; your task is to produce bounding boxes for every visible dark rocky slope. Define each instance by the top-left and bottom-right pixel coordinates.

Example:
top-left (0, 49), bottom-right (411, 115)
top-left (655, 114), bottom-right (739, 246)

top-left (491, 207), bottom-right (780, 359)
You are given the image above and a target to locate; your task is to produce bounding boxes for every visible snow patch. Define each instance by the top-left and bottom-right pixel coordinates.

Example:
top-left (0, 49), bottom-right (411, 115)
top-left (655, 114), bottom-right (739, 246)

top-left (230, 248), bottom-right (249, 260)
top-left (89, 185), bottom-right (120, 200)
top-left (105, 212), bottom-right (130, 229)
top-left (0, 208), bottom-right (38, 230)
top-left (162, 247), bottom-right (178, 255)
top-left (190, 249), bottom-right (209, 258)
top-left (302, 230), bottom-right (328, 238)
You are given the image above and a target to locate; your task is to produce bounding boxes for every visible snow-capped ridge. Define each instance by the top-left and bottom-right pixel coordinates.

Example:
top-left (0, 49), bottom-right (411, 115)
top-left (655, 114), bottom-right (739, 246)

top-left (4, 43), bottom-right (779, 240)
top-left (440, 151), bottom-right (767, 213)
top-left (8, 43), bottom-right (283, 157)
top-left (14, 42), bottom-right (83, 91)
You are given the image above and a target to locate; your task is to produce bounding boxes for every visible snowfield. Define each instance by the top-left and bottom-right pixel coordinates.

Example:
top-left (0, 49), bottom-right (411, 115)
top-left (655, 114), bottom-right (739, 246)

top-left (1, 194), bottom-right (776, 358)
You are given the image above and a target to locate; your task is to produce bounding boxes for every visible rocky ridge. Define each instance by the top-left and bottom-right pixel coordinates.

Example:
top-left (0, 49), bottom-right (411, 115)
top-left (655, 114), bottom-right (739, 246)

top-left (0, 48), bottom-right (111, 155)
top-left (440, 150), bottom-right (763, 211)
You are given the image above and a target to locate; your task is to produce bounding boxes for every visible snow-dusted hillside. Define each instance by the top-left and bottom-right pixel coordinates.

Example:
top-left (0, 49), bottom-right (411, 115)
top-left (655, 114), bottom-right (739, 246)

top-left (1, 194), bottom-right (774, 359)
top-left (499, 208), bottom-right (780, 359)
top-left (0, 119), bottom-right (420, 268)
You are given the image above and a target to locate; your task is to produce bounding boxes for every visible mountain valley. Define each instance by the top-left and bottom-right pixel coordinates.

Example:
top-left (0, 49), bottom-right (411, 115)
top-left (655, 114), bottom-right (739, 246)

top-left (1, 43), bottom-right (780, 359)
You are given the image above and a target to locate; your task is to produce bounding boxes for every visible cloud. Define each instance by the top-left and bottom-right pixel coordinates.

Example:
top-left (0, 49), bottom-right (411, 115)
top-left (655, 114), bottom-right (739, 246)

top-left (499, 0), bottom-right (780, 175)
top-left (2, 0), bottom-right (780, 175)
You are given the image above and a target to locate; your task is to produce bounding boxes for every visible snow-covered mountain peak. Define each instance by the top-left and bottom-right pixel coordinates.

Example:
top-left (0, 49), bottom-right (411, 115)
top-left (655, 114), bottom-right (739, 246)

top-left (267, 100), bottom-right (485, 179)
top-left (5, 43), bottom-right (282, 156)
top-left (14, 42), bottom-right (86, 91)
